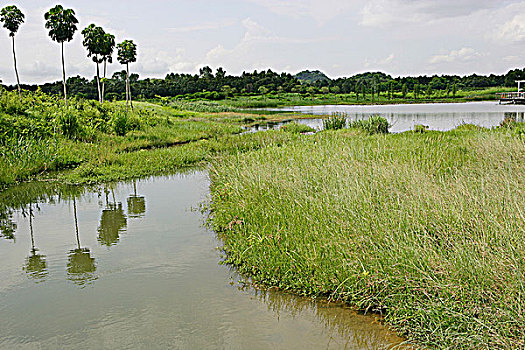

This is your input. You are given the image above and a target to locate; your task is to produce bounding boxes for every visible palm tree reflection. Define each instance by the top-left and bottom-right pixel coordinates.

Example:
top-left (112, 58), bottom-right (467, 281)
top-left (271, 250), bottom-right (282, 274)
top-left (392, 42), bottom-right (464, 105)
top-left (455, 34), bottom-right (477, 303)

top-left (98, 187), bottom-right (127, 246)
top-left (23, 204), bottom-right (48, 281)
top-left (127, 180), bottom-right (146, 218)
top-left (67, 197), bottom-right (97, 286)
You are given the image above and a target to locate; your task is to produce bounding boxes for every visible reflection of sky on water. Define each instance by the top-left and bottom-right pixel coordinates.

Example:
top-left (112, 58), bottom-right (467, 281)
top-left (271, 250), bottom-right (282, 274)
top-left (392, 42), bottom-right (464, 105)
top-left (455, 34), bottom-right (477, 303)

top-left (268, 102), bottom-right (525, 132)
top-left (0, 173), bottom-right (404, 349)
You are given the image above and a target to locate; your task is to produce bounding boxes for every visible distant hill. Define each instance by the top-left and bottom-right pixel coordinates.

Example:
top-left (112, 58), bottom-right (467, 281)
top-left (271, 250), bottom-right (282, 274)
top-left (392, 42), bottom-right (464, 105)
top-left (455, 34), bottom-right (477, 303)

top-left (294, 70), bottom-right (330, 84)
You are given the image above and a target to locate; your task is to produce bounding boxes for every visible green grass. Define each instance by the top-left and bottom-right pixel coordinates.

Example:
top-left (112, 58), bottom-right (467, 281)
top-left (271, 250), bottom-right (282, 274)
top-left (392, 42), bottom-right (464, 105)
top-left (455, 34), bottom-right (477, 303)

top-left (215, 88), bottom-right (513, 109)
top-left (209, 127), bottom-right (525, 349)
top-left (0, 90), bottom-right (248, 189)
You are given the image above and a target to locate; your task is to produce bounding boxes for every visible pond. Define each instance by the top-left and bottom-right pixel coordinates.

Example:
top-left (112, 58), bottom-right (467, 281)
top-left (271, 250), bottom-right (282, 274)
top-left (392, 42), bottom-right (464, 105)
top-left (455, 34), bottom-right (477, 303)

top-left (261, 102), bottom-right (525, 133)
top-left (0, 172), bottom-right (404, 349)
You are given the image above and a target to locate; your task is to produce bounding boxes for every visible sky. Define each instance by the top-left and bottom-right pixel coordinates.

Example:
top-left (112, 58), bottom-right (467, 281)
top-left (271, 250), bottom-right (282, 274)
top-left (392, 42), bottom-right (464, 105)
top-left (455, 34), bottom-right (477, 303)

top-left (1, 0), bottom-right (525, 84)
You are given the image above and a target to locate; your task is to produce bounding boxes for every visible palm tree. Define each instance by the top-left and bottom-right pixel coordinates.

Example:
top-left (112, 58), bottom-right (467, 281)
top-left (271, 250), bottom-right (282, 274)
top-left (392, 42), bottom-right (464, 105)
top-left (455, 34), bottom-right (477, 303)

top-left (0, 5), bottom-right (25, 100)
top-left (67, 197), bottom-right (97, 286)
top-left (44, 5), bottom-right (78, 107)
top-left (81, 24), bottom-right (105, 103)
top-left (117, 39), bottom-right (137, 111)
top-left (100, 32), bottom-right (115, 103)
top-left (23, 204), bottom-right (48, 281)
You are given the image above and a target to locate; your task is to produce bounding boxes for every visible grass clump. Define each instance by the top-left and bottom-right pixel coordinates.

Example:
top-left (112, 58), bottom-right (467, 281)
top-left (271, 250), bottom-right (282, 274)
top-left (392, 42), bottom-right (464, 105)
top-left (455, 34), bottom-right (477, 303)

top-left (209, 129), bottom-right (525, 349)
top-left (349, 115), bottom-right (389, 134)
top-left (323, 112), bottom-right (347, 130)
top-left (280, 122), bottom-right (315, 134)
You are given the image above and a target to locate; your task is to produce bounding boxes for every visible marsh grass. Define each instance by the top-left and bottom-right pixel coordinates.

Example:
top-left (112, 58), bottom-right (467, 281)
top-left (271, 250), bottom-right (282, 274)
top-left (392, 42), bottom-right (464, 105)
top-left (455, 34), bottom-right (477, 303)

top-left (323, 112), bottom-right (347, 130)
top-left (209, 128), bottom-right (525, 349)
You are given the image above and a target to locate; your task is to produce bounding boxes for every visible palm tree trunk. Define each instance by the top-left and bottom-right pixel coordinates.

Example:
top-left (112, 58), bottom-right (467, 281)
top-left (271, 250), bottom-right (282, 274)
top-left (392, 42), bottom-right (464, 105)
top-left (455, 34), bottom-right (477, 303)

top-left (12, 36), bottom-right (21, 100)
top-left (127, 63), bottom-right (133, 111)
top-left (125, 64), bottom-right (129, 112)
top-left (73, 198), bottom-right (80, 250)
top-left (102, 59), bottom-right (107, 104)
top-left (61, 42), bottom-right (68, 107)
top-left (96, 61), bottom-right (102, 104)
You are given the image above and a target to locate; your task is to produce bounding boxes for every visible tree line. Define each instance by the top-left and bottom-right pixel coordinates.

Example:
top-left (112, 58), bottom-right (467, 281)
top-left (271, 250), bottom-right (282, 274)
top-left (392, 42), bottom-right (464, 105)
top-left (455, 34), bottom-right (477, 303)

top-left (6, 66), bottom-right (525, 102)
top-left (1, 4), bottom-right (137, 109)
top-left (2, 4), bottom-right (524, 102)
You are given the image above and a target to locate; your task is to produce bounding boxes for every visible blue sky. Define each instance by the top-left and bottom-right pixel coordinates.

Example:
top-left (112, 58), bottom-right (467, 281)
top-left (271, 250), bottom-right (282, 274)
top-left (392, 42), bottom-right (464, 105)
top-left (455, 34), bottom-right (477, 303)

top-left (1, 0), bottom-right (525, 84)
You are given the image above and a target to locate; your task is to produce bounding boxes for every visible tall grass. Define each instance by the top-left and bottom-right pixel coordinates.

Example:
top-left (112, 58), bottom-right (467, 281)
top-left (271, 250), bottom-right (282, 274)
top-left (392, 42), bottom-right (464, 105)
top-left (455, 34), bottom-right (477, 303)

top-left (323, 112), bottom-right (347, 130)
top-left (209, 128), bottom-right (525, 349)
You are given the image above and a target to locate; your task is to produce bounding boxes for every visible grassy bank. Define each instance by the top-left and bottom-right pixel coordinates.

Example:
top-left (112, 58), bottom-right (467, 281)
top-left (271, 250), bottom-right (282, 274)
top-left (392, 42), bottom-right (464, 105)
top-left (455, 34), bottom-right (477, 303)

top-left (209, 127), bottom-right (525, 349)
top-left (214, 87), bottom-right (512, 109)
top-left (0, 90), bottom-right (252, 188)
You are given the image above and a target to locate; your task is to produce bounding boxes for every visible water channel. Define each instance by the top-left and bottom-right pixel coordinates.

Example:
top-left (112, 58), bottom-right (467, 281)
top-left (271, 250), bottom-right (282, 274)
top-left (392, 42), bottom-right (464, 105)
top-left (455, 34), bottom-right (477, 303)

top-left (258, 101), bottom-right (525, 133)
top-left (0, 171), bottom-right (404, 349)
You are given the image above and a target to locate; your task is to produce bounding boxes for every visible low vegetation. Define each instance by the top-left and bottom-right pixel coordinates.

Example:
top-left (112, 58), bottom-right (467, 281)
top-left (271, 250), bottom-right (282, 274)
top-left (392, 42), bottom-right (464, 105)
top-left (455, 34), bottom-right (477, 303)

top-left (209, 127), bottom-right (525, 349)
top-left (0, 89), bottom-right (244, 188)
top-left (2, 83), bottom-right (525, 349)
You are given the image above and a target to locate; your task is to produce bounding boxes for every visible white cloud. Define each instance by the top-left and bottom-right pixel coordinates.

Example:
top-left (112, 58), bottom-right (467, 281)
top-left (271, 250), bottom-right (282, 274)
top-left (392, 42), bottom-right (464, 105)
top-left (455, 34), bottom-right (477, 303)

top-left (364, 53), bottom-right (395, 69)
top-left (493, 14), bottom-right (525, 43)
top-left (167, 19), bottom-right (236, 33)
top-left (429, 48), bottom-right (480, 64)
top-left (246, 0), bottom-right (356, 24)
top-left (361, 0), bottom-right (501, 27)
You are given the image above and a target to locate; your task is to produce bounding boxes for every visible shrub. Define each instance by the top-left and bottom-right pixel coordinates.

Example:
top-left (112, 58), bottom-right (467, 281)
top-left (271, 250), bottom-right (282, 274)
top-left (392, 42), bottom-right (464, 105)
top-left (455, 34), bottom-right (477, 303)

top-left (413, 124), bottom-right (429, 133)
top-left (56, 110), bottom-right (81, 139)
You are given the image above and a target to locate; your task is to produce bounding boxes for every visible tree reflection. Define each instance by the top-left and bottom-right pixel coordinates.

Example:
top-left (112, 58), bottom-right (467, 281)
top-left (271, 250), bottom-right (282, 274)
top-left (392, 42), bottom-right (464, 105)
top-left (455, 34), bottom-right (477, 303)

top-left (127, 180), bottom-right (146, 218)
top-left (0, 210), bottom-right (16, 240)
top-left (23, 204), bottom-right (48, 281)
top-left (98, 187), bottom-right (127, 246)
top-left (67, 198), bottom-right (97, 286)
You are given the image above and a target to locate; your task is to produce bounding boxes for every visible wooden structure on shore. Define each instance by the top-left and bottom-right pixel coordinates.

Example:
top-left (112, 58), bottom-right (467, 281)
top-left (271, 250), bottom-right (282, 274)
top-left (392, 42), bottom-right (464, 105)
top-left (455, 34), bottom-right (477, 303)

top-left (498, 80), bottom-right (525, 104)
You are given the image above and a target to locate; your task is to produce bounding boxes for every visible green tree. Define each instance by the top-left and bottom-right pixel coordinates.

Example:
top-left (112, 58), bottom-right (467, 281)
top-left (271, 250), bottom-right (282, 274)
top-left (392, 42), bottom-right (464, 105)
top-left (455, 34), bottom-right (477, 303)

top-left (402, 83), bottom-right (407, 99)
top-left (426, 85), bottom-right (433, 98)
top-left (81, 24), bottom-right (105, 103)
top-left (1, 5), bottom-right (25, 99)
top-left (452, 83), bottom-right (457, 97)
top-left (321, 86), bottom-right (329, 101)
top-left (117, 39), bottom-right (137, 111)
top-left (44, 5), bottom-right (78, 107)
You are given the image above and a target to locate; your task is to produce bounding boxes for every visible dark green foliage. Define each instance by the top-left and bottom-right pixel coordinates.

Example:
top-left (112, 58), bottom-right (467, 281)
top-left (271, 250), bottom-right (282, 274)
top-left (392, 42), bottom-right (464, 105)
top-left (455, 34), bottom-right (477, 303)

top-left (44, 5), bottom-right (78, 43)
top-left (0, 5), bottom-right (24, 36)
top-left (81, 24), bottom-right (105, 63)
top-left (117, 40), bottom-right (137, 65)
top-left (413, 124), bottom-right (429, 133)
top-left (57, 110), bottom-right (80, 139)
top-left (294, 70), bottom-right (330, 84)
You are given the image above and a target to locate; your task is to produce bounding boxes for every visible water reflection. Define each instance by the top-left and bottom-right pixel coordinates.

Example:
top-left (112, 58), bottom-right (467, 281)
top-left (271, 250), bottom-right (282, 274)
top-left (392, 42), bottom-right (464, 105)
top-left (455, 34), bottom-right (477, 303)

top-left (265, 102), bottom-right (525, 132)
top-left (22, 204), bottom-right (48, 281)
top-left (98, 187), bottom-right (127, 246)
top-left (127, 181), bottom-right (146, 219)
top-left (67, 198), bottom-right (97, 286)
top-left (0, 209), bottom-right (16, 240)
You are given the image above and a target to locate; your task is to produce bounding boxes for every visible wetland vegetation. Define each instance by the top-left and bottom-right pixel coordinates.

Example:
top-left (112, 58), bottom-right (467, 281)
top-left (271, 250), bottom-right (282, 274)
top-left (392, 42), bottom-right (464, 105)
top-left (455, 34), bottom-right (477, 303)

top-left (2, 4), bottom-right (525, 348)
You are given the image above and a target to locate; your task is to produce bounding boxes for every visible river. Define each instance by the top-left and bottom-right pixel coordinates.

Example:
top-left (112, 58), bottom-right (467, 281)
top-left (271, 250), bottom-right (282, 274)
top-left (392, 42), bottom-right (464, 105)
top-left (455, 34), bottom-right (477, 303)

top-left (260, 101), bottom-right (525, 132)
top-left (0, 172), bottom-right (404, 349)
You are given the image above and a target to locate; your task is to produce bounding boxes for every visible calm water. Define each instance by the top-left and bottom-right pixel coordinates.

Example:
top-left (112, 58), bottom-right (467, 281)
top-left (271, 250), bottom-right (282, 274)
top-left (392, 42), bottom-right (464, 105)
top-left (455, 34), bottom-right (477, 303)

top-left (0, 172), bottom-right (403, 349)
top-left (264, 102), bottom-right (525, 132)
